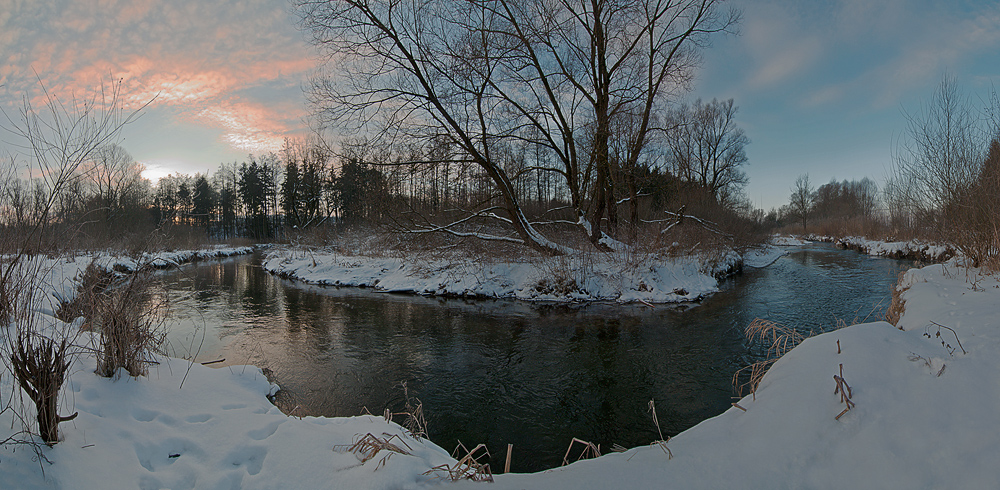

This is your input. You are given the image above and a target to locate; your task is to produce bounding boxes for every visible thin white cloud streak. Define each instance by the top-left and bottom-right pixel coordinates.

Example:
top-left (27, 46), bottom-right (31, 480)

top-left (725, 0), bottom-right (1000, 110)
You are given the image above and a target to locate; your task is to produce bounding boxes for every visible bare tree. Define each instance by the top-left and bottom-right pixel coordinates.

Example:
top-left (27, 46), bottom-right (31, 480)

top-left (788, 174), bottom-right (813, 233)
top-left (295, 0), bottom-right (738, 253)
top-left (887, 74), bottom-right (982, 231)
top-left (665, 98), bottom-right (748, 204)
top-left (86, 143), bottom-right (148, 235)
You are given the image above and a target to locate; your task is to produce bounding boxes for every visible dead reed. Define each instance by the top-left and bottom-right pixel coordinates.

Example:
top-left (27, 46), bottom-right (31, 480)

top-left (732, 319), bottom-right (805, 399)
top-left (382, 381), bottom-right (427, 440)
top-left (562, 437), bottom-right (601, 466)
top-left (833, 363), bottom-right (854, 420)
top-left (424, 441), bottom-right (494, 482)
top-left (647, 399), bottom-right (673, 459)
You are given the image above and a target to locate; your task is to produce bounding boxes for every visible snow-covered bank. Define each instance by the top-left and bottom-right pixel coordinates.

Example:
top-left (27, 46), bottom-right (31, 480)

top-left (105, 245), bottom-right (256, 271)
top-left (451, 258), bottom-right (1000, 488)
top-left (742, 235), bottom-right (808, 268)
top-left (261, 247), bottom-right (747, 304)
top-left (21, 246), bottom-right (255, 316)
top-left (835, 236), bottom-right (955, 262)
top-left (12, 243), bottom-right (999, 489)
top-left (1, 352), bottom-right (458, 489)
top-left (263, 237), bottom-right (812, 304)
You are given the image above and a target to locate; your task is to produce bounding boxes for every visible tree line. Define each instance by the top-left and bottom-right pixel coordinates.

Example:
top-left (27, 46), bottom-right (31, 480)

top-left (295, 0), bottom-right (745, 254)
top-left (772, 75), bottom-right (1000, 270)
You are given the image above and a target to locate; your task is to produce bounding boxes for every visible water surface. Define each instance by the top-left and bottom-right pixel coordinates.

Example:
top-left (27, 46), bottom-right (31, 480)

top-left (158, 243), bottom-right (912, 472)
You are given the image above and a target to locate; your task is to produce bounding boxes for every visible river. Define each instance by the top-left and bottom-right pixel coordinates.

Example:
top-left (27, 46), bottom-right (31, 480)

top-left (156, 243), bottom-right (913, 472)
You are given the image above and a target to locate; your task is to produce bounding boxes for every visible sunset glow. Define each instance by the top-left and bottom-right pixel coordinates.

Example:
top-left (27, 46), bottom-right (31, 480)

top-left (1, 0), bottom-right (999, 209)
top-left (0, 0), bottom-right (314, 177)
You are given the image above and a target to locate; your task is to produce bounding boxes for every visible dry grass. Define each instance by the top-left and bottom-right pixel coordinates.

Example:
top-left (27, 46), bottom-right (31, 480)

top-left (733, 319), bottom-right (805, 399)
top-left (562, 437), bottom-right (602, 466)
top-left (85, 264), bottom-right (168, 378)
top-left (886, 271), bottom-right (909, 327)
top-left (335, 432), bottom-right (413, 470)
top-left (424, 441), bottom-right (494, 482)
top-left (56, 260), bottom-right (115, 327)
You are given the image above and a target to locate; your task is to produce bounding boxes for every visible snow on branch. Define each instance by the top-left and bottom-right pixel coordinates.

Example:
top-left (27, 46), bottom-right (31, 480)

top-left (403, 207), bottom-right (524, 245)
top-left (643, 207), bottom-right (733, 238)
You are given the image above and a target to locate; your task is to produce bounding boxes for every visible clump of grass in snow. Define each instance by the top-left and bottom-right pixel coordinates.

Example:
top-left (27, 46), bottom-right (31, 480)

top-left (425, 441), bottom-right (494, 482)
top-left (336, 432), bottom-right (413, 470)
top-left (91, 267), bottom-right (168, 378)
top-left (733, 319), bottom-right (805, 400)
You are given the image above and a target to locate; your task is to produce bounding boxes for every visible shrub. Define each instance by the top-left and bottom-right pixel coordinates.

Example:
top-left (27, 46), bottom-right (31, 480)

top-left (92, 269), bottom-right (167, 378)
top-left (10, 332), bottom-right (77, 445)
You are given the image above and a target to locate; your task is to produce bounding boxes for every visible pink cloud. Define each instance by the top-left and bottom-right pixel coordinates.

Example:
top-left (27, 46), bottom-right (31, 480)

top-left (1, 0), bottom-right (316, 154)
top-left (197, 101), bottom-right (301, 154)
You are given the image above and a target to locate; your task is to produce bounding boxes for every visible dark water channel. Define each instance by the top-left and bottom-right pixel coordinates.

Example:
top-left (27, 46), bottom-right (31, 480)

top-left (157, 243), bottom-right (913, 472)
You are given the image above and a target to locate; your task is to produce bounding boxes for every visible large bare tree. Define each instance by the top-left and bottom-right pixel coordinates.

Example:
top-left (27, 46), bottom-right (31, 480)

top-left (296, 0), bottom-right (738, 254)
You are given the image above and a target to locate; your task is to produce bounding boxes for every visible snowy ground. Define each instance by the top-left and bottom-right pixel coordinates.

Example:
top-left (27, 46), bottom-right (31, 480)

top-left (261, 239), bottom-right (811, 304)
top-left (7, 242), bottom-right (1000, 488)
top-left (836, 236), bottom-right (955, 262)
top-left (742, 235), bottom-right (808, 268)
top-left (20, 246), bottom-right (254, 317)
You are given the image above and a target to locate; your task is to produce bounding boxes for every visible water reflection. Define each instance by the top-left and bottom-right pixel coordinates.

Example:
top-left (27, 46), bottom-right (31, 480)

top-left (157, 243), bottom-right (912, 472)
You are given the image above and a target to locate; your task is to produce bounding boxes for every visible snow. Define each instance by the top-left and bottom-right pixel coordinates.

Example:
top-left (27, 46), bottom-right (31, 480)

top-left (7, 243), bottom-right (1000, 489)
top-left (743, 235), bottom-right (808, 268)
top-left (453, 257), bottom-right (1000, 488)
top-left (1, 353), bottom-right (457, 489)
top-left (261, 248), bottom-right (732, 304)
top-left (836, 236), bottom-right (955, 262)
top-left (771, 235), bottom-right (808, 247)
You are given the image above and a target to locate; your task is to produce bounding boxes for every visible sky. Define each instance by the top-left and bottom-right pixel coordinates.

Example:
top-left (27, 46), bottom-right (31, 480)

top-left (1, 0), bottom-right (999, 210)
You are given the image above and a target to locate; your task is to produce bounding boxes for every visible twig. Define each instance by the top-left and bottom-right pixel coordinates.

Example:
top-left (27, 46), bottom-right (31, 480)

top-left (833, 363), bottom-right (855, 420)
top-left (929, 321), bottom-right (967, 355)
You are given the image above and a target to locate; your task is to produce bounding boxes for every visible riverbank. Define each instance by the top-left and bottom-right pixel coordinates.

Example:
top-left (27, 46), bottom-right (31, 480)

top-left (6, 245), bottom-right (997, 488)
top-left (834, 236), bottom-right (955, 262)
top-left (261, 237), bottom-right (804, 304)
top-left (457, 256), bottom-right (1000, 488)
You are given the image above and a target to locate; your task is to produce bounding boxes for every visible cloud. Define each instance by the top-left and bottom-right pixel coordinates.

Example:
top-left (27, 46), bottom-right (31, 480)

top-left (0, 0), bottom-right (314, 154)
top-left (197, 101), bottom-right (297, 154)
top-left (746, 38), bottom-right (823, 90)
top-left (727, 0), bottom-right (1000, 112)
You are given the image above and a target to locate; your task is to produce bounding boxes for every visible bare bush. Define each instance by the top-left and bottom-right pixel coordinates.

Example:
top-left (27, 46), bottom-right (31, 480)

top-left (91, 268), bottom-right (167, 378)
top-left (1, 77), bottom-right (145, 447)
top-left (10, 332), bottom-right (77, 445)
top-left (950, 139), bottom-right (1000, 270)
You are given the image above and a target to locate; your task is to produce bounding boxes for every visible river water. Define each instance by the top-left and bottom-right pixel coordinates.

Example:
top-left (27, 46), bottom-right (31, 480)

top-left (157, 243), bottom-right (913, 472)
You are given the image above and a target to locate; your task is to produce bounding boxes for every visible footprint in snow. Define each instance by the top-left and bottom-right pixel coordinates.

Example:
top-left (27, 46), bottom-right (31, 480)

top-left (247, 420), bottom-right (283, 441)
top-left (224, 445), bottom-right (267, 476)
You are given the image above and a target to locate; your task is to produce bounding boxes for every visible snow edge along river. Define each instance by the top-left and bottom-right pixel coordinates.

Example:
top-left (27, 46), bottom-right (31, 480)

top-left (8, 239), bottom-right (1000, 488)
